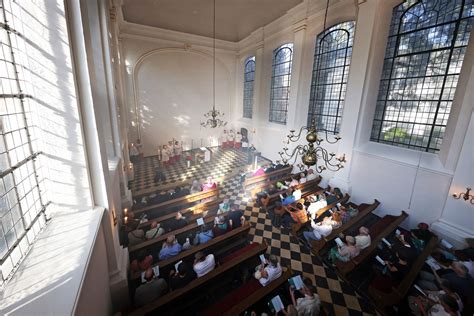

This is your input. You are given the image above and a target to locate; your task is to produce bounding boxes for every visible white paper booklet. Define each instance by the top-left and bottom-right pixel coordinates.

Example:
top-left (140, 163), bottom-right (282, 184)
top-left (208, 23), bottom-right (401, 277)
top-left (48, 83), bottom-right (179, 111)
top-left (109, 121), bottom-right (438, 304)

top-left (270, 295), bottom-right (285, 312)
top-left (375, 255), bottom-right (386, 266)
top-left (440, 239), bottom-right (454, 249)
top-left (196, 218), bottom-right (204, 226)
top-left (335, 237), bottom-right (344, 247)
top-left (382, 238), bottom-right (391, 247)
top-left (288, 275), bottom-right (304, 290)
top-left (175, 260), bottom-right (183, 271)
top-left (425, 256), bottom-right (441, 271)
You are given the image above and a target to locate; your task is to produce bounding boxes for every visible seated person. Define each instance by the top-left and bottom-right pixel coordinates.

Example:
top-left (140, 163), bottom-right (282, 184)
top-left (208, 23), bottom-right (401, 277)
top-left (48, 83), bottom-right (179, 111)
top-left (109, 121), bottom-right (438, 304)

top-left (212, 215), bottom-right (230, 237)
top-left (370, 247), bottom-right (411, 293)
top-left (303, 216), bottom-right (335, 244)
top-left (328, 235), bottom-right (360, 263)
top-left (134, 268), bottom-right (168, 307)
top-left (288, 283), bottom-right (321, 316)
top-left (335, 205), bottom-right (351, 224)
top-left (306, 168), bottom-right (318, 181)
top-left (158, 235), bottom-right (182, 260)
top-left (281, 189), bottom-right (296, 206)
top-left (418, 261), bottom-right (473, 304)
top-left (202, 176), bottom-right (217, 191)
top-left (299, 172), bottom-right (307, 184)
top-left (194, 223), bottom-right (214, 245)
top-left (228, 206), bottom-right (245, 229)
top-left (354, 226), bottom-right (371, 250)
top-left (189, 179), bottom-right (202, 194)
top-left (286, 203), bottom-right (308, 224)
top-left (293, 188), bottom-right (302, 200)
top-left (171, 186), bottom-right (190, 198)
top-left (130, 250), bottom-right (153, 273)
top-left (326, 187), bottom-right (343, 204)
top-left (256, 192), bottom-right (270, 208)
top-left (289, 176), bottom-right (299, 188)
top-left (269, 201), bottom-right (292, 228)
top-left (217, 198), bottom-right (230, 214)
top-left (169, 262), bottom-right (197, 290)
top-left (307, 194), bottom-right (327, 219)
top-left (193, 251), bottom-right (215, 277)
top-left (408, 279), bottom-right (463, 316)
top-left (128, 223), bottom-right (145, 247)
top-left (145, 221), bottom-right (165, 240)
top-left (276, 181), bottom-right (289, 190)
top-left (253, 166), bottom-right (265, 177)
top-left (165, 212), bottom-right (188, 232)
top-left (254, 255), bottom-right (282, 286)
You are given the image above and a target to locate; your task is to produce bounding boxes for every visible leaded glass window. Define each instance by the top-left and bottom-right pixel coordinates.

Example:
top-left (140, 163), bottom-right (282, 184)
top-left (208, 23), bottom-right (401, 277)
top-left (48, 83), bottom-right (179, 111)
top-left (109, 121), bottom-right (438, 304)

top-left (269, 43), bottom-right (293, 124)
top-left (0, 0), bottom-right (49, 284)
top-left (243, 56), bottom-right (255, 118)
top-left (308, 21), bottom-right (355, 134)
top-left (371, 0), bottom-right (474, 152)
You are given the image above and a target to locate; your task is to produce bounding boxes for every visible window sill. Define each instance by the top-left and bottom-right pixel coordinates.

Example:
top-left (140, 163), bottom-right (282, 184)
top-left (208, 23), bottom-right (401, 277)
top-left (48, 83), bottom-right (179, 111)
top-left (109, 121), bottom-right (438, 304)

top-left (0, 207), bottom-right (104, 315)
top-left (353, 141), bottom-right (454, 176)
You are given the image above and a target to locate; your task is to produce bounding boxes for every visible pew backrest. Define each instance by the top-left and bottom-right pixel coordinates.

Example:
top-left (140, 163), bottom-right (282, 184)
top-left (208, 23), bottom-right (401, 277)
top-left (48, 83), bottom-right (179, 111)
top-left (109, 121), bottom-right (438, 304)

top-left (244, 166), bottom-right (292, 189)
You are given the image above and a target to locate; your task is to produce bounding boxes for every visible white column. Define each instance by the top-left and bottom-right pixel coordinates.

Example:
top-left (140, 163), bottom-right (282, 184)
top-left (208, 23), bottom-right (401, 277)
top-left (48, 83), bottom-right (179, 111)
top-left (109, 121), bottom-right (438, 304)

top-left (329, 0), bottom-right (399, 192)
top-left (287, 19), bottom-right (307, 129)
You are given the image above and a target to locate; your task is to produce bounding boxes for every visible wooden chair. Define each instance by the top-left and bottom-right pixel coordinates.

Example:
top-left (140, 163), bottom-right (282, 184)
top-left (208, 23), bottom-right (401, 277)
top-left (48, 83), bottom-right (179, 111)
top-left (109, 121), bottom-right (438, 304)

top-left (311, 199), bottom-right (380, 253)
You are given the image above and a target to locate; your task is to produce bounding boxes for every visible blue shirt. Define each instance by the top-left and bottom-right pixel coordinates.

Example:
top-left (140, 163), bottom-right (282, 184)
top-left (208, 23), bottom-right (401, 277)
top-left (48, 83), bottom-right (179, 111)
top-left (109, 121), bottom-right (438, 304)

top-left (282, 196), bottom-right (296, 206)
top-left (197, 230), bottom-right (214, 244)
top-left (159, 243), bottom-right (182, 260)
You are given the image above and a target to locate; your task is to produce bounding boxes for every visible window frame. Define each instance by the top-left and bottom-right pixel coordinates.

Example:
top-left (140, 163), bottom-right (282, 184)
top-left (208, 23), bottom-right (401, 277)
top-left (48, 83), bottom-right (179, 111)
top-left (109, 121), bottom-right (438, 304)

top-left (269, 43), bottom-right (294, 125)
top-left (242, 56), bottom-right (256, 119)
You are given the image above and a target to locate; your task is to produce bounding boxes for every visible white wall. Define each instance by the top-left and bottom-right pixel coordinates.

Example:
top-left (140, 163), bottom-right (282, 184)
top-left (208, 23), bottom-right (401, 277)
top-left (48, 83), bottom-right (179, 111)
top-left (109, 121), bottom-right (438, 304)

top-left (135, 50), bottom-right (231, 155)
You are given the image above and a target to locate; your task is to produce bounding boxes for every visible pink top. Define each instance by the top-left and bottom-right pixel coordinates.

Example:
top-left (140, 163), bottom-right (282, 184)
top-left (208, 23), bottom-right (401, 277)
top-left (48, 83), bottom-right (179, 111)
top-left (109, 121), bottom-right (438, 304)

top-left (202, 182), bottom-right (217, 191)
top-left (253, 168), bottom-right (265, 177)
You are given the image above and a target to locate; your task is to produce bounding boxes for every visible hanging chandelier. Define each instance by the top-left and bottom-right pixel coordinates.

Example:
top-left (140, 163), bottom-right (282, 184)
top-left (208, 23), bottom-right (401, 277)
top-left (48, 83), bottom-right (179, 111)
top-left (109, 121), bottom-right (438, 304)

top-left (201, 0), bottom-right (227, 128)
top-left (278, 0), bottom-right (345, 172)
top-left (279, 118), bottom-right (346, 172)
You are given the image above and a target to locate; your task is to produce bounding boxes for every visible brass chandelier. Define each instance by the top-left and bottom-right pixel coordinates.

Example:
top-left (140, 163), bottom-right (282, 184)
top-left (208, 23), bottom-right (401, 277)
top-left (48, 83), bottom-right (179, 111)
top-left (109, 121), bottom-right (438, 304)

top-left (279, 118), bottom-right (346, 172)
top-left (201, 0), bottom-right (227, 128)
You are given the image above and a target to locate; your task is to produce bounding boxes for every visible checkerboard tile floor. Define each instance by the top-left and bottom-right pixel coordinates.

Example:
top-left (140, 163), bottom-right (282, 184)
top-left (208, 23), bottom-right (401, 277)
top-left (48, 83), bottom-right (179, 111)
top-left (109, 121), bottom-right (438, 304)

top-left (131, 147), bottom-right (268, 193)
top-left (133, 150), bottom-right (376, 315)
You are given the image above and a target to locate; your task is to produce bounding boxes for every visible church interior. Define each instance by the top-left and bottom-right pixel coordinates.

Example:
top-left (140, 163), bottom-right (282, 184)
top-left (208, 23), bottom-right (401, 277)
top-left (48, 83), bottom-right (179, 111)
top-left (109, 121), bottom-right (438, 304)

top-left (0, 0), bottom-right (473, 315)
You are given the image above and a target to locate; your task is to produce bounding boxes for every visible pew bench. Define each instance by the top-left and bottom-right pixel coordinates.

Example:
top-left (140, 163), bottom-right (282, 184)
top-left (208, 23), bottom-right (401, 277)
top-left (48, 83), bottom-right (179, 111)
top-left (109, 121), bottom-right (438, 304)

top-left (243, 166), bottom-right (293, 190)
top-left (129, 240), bottom-right (269, 315)
top-left (334, 211), bottom-right (409, 276)
top-left (132, 187), bottom-right (219, 219)
top-left (368, 234), bottom-right (438, 309)
top-left (311, 199), bottom-right (380, 253)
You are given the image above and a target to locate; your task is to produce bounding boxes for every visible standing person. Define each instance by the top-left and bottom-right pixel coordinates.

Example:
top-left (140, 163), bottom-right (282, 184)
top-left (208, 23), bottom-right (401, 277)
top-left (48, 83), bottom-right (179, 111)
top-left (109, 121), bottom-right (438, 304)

top-left (227, 129), bottom-right (235, 148)
top-left (221, 130), bottom-right (228, 149)
top-left (234, 131), bottom-right (242, 149)
top-left (167, 141), bottom-right (175, 164)
top-left (161, 145), bottom-right (170, 166)
top-left (154, 166), bottom-right (166, 184)
top-left (129, 143), bottom-right (139, 163)
top-left (174, 141), bottom-right (182, 162)
top-left (136, 138), bottom-right (144, 159)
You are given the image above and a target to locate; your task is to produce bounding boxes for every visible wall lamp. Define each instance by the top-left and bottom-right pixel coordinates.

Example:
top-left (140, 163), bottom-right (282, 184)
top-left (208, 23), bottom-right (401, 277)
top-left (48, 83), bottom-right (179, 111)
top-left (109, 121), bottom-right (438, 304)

top-left (452, 187), bottom-right (474, 204)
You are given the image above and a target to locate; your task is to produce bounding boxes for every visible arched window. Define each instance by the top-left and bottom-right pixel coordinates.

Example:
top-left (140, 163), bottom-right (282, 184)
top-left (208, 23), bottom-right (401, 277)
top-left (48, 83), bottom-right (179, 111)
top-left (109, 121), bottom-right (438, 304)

top-left (243, 56), bottom-right (256, 118)
top-left (307, 21), bottom-right (355, 134)
top-left (371, 0), bottom-right (474, 152)
top-left (269, 43), bottom-right (294, 124)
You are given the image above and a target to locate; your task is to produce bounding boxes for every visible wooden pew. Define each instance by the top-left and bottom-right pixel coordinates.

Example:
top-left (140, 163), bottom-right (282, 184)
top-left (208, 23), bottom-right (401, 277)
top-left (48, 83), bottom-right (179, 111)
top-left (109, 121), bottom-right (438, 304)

top-left (311, 199), bottom-right (380, 253)
top-left (136, 198), bottom-right (223, 231)
top-left (368, 234), bottom-right (439, 308)
top-left (334, 211), bottom-right (409, 276)
top-left (251, 175), bottom-right (322, 200)
top-left (133, 180), bottom-right (192, 201)
top-left (265, 182), bottom-right (326, 213)
top-left (197, 268), bottom-right (292, 316)
top-left (129, 240), bottom-right (269, 315)
top-left (130, 223), bottom-right (251, 281)
top-left (132, 187), bottom-right (219, 218)
top-left (243, 165), bottom-right (293, 190)
top-left (128, 215), bottom-right (215, 254)
top-left (291, 193), bottom-right (351, 234)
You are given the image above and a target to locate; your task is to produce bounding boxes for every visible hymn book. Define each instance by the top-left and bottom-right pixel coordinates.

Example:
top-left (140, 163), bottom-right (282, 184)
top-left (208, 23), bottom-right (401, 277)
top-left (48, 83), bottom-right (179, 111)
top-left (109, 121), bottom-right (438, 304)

top-left (196, 218), bottom-right (204, 226)
top-left (382, 238), bottom-right (391, 247)
top-left (335, 237), bottom-right (344, 247)
top-left (375, 255), bottom-right (386, 266)
top-left (288, 275), bottom-right (304, 290)
top-left (268, 295), bottom-right (285, 313)
top-left (440, 239), bottom-right (454, 249)
top-left (425, 256), bottom-right (441, 271)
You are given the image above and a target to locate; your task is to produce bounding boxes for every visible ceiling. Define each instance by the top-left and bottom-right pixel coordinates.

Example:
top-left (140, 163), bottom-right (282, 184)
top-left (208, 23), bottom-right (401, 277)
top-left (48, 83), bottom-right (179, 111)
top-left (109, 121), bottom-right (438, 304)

top-left (122, 0), bottom-right (303, 42)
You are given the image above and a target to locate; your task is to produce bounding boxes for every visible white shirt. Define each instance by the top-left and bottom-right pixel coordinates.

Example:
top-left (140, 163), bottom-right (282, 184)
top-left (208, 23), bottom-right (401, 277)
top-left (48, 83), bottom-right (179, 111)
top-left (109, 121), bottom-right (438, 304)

top-left (355, 234), bottom-right (371, 250)
top-left (293, 189), bottom-right (302, 200)
top-left (235, 134), bottom-right (242, 142)
top-left (296, 294), bottom-right (321, 316)
top-left (259, 263), bottom-right (282, 286)
top-left (310, 221), bottom-right (333, 240)
top-left (306, 173), bottom-right (318, 181)
top-left (194, 254), bottom-right (216, 277)
top-left (307, 203), bottom-right (320, 219)
top-left (299, 177), bottom-right (307, 184)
